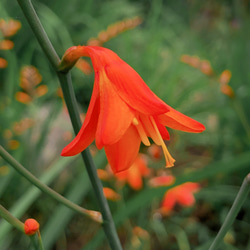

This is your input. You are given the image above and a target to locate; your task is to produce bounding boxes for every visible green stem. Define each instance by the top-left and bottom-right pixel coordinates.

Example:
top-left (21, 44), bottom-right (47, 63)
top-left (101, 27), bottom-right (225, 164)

top-left (37, 231), bottom-right (45, 250)
top-left (209, 173), bottom-right (250, 250)
top-left (17, 0), bottom-right (122, 249)
top-left (57, 61), bottom-right (123, 250)
top-left (0, 146), bottom-right (102, 223)
top-left (0, 204), bottom-right (24, 233)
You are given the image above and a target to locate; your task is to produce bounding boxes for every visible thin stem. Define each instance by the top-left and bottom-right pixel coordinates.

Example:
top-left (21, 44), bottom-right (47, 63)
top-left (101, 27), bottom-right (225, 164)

top-left (209, 173), bottom-right (250, 250)
top-left (0, 146), bottom-right (102, 223)
top-left (37, 231), bottom-right (45, 250)
top-left (17, 0), bottom-right (122, 249)
top-left (0, 204), bottom-right (24, 233)
top-left (57, 69), bottom-right (123, 250)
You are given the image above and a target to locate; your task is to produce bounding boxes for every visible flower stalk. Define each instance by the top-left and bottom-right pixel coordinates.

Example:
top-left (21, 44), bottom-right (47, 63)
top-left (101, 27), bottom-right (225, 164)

top-left (0, 204), bottom-right (24, 233)
top-left (209, 173), bottom-right (250, 250)
top-left (0, 145), bottom-right (102, 223)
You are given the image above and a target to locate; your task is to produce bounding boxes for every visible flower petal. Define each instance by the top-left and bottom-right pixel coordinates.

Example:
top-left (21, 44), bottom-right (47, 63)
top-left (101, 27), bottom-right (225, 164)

top-left (84, 46), bottom-right (169, 115)
top-left (157, 105), bottom-right (205, 133)
top-left (95, 70), bottom-right (135, 149)
top-left (105, 61), bottom-right (170, 115)
top-left (61, 80), bottom-right (99, 156)
top-left (161, 191), bottom-right (177, 212)
top-left (127, 167), bottom-right (143, 190)
top-left (176, 189), bottom-right (196, 206)
top-left (104, 125), bottom-right (141, 173)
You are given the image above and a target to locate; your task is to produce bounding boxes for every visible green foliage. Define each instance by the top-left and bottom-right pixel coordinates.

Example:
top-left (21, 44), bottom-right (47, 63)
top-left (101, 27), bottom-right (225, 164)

top-left (1, 0), bottom-right (250, 249)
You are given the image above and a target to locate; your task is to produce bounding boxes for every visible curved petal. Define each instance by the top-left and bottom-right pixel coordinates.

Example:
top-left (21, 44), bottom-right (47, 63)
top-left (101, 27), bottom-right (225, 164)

top-left (61, 80), bottom-right (100, 156)
top-left (127, 167), bottom-right (143, 190)
top-left (157, 105), bottom-right (205, 133)
top-left (176, 189), bottom-right (195, 207)
top-left (104, 125), bottom-right (141, 173)
top-left (95, 70), bottom-right (135, 149)
top-left (83, 46), bottom-right (169, 115)
top-left (105, 62), bottom-right (169, 115)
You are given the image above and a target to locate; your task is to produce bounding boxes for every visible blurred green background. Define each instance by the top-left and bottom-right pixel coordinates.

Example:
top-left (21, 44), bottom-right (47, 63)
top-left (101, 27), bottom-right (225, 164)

top-left (0, 0), bottom-right (250, 249)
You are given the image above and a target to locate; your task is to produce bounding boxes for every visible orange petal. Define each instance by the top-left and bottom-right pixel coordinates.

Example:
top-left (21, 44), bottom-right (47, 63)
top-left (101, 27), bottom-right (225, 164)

top-left (0, 57), bottom-right (8, 68)
top-left (161, 191), bottom-right (177, 212)
top-left (81, 46), bottom-right (169, 115)
top-left (149, 175), bottom-right (175, 187)
top-left (95, 70), bottom-right (135, 148)
top-left (176, 188), bottom-right (196, 207)
top-left (103, 187), bottom-right (121, 201)
top-left (0, 40), bottom-right (14, 50)
top-left (35, 85), bottom-right (48, 97)
top-left (15, 92), bottom-right (32, 104)
top-left (175, 183), bottom-right (199, 206)
top-left (61, 81), bottom-right (99, 156)
top-left (157, 105), bottom-right (205, 133)
top-left (104, 125), bottom-right (141, 173)
top-left (105, 61), bottom-right (169, 115)
top-left (127, 166), bottom-right (143, 190)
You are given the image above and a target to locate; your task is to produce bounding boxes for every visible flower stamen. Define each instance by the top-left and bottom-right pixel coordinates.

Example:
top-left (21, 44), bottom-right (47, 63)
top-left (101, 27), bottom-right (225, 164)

top-left (133, 118), bottom-right (150, 146)
top-left (149, 117), bottom-right (175, 168)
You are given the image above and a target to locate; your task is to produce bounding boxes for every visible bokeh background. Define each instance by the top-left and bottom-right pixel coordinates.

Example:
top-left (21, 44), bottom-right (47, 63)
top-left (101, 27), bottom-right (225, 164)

top-left (0, 0), bottom-right (250, 249)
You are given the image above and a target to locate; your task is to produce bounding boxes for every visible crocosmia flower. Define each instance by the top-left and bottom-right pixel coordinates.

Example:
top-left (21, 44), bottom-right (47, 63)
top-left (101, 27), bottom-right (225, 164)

top-left (60, 46), bottom-right (205, 173)
top-left (150, 176), bottom-right (200, 214)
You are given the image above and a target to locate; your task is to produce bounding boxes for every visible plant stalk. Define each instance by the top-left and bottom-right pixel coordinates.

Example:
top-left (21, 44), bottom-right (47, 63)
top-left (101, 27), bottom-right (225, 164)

top-left (0, 146), bottom-right (102, 223)
top-left (0, 204), bottom-right (24, 233)
top-left (209, 173), bottom-right (250, 250)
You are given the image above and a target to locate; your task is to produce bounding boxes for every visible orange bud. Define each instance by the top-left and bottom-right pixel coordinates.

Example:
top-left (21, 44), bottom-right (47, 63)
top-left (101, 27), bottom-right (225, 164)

top-left (103, 187), bottom-right (121, 201)
top-left (219, 70), bottom-right (232, 85)
top-left (15, 92), bottom-right (32, 104)
top-left (97, 169), bottom-right (111, 181)
top-left (200, 60), bottom-right (213, 76)
top-left (0, 57), bottom-right (8, 68)
top-left (20, 66), bottom-right (42, 92)
top-left (220, 84), bottom-right (235, 98)
top-left (181, 55), bottom-right (200, 68)
top-left (0, 19), bottom-right (21, 37)
top-left (35, 85), bottom-right (48, 97)
top-left (24, 219), bottom-right (40, 236)
top-left (0, 40), bottom-right (14, 50)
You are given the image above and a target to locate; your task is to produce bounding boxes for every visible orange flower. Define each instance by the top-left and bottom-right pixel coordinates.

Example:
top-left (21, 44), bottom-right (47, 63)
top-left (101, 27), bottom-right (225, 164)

top-left (24, 218), bottom-right (40, 236)
top-left (161, 182), bottom-right (200, 214)
top-left (0, 57), bottom-right (8, 68)
top-left (115, 154), bottom-right (150, 190)
top-left (219, 70), bottom-right (232, 85)
top-left (0, 19), bottom-right (21, 37)
top-left (150, 176), bottom-right (200, 214)
top-left (60, 46), bottom-right (205, 173)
